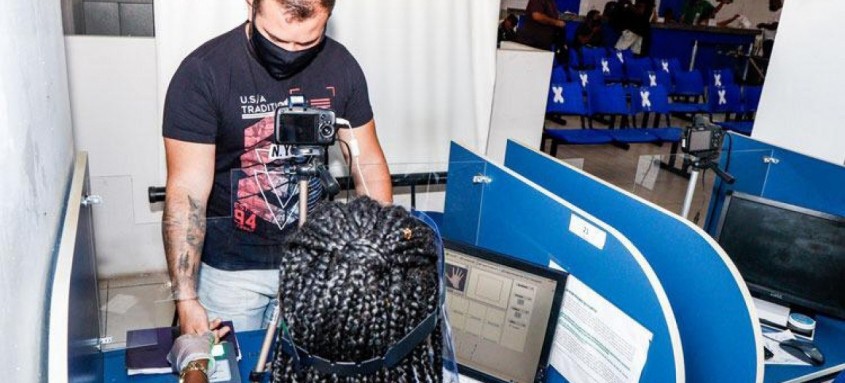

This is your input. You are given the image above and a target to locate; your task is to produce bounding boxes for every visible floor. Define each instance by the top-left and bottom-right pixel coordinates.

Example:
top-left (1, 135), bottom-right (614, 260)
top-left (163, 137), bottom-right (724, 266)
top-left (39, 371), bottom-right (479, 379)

top-left (98, 114), bottom-right (718, 349)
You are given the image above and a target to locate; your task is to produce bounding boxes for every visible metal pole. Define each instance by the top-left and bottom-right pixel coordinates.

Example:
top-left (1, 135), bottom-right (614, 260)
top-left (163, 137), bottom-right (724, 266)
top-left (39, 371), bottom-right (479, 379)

top-left (742, 43), bottom-right (753, 82)
top-left (251, 180), bottom-right (309, 381)
top-left (689, 40), bottom-right (699, 71)
top-left (681, 168), bottom-right (700, 219)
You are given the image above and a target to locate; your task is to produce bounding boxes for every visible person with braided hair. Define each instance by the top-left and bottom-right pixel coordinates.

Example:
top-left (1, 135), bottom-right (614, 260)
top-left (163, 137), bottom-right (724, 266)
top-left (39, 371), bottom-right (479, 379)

top-left (270, 197), bottom-right (447, 382)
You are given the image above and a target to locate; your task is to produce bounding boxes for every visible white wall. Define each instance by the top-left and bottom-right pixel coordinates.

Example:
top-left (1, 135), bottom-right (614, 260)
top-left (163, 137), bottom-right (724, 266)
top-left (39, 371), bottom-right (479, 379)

top-left (65, 36), bottom-right (166, 277)
top-left (0, 1), bottom-right (75, 382)
top-left (752, 0), bottom-right (845, 165)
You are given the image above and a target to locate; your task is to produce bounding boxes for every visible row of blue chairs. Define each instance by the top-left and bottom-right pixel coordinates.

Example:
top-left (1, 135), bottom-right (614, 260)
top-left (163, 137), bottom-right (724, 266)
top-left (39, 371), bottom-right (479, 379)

top-left (542, 82), bottom-right (762, 154)
top-left (542, 83), bottom-right (682, 155)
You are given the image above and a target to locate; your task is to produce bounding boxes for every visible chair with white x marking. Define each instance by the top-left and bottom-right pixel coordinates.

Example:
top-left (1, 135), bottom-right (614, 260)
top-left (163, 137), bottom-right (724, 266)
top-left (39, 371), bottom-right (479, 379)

top-left (542, 82), bottom-right (614, 156)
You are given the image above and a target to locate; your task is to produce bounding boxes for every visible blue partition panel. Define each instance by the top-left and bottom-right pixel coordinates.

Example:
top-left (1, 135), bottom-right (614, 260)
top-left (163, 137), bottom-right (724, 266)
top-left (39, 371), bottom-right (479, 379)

top-left (707, 133), bottom-right (845, 234)
top-left (443, 142), bottom-right (684, 383)
top-left (503, 140), bottom-right (761, 383)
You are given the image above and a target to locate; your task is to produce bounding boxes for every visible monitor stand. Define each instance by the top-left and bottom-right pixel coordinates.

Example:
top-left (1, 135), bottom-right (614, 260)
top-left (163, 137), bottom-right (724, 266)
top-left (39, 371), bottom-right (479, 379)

top-left (754, 297), bottom-right (791, 328)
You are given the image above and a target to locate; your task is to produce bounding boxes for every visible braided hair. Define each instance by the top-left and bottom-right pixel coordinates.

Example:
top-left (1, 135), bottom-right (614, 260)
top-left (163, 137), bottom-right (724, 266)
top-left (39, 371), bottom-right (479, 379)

top-left (271, 197), bottom-right (443, 382)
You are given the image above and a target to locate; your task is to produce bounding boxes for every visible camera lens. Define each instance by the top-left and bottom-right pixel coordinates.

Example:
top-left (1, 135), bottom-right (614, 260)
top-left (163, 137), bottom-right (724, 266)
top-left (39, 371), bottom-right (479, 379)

top-left (320, 125), bottom-right (335, 138)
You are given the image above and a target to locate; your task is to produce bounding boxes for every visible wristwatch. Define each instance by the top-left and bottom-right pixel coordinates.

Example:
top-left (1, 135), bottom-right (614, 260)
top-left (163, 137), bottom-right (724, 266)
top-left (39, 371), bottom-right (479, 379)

top-left (178, 360), bottom-right (208, 383)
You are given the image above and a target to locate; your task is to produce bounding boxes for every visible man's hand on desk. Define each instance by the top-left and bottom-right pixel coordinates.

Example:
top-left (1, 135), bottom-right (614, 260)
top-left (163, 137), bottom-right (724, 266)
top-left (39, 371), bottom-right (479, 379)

top-left (169, 319), bottom-right (230, 383)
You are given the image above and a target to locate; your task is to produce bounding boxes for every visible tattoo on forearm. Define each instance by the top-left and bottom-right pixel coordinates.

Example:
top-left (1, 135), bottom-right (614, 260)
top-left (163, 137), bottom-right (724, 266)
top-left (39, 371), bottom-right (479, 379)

top-left (163, 194), bottom-right (206, 300)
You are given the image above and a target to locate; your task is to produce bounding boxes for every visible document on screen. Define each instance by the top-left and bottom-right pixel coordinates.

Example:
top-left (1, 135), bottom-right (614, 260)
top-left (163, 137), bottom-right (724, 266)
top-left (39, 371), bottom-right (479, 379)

top-left (547, 272), bottom-right (653, 383)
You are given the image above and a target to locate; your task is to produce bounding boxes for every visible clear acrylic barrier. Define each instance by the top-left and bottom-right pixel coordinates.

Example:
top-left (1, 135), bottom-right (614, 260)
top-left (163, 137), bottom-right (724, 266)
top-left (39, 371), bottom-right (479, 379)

top-left (554, 148), bottom-right (777, 228)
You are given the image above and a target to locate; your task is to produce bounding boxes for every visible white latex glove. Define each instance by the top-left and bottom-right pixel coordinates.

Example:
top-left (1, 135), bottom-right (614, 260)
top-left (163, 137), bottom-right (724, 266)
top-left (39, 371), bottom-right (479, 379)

top-left (167, 331), bottom-right (215, 374)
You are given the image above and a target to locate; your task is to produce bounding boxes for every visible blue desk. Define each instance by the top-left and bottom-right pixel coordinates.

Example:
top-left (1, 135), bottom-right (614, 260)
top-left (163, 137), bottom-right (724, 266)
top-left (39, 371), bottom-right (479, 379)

top-left (103, 330), bottom-right (267, 383)
top-left (765, 316), bottom-right (845, 383)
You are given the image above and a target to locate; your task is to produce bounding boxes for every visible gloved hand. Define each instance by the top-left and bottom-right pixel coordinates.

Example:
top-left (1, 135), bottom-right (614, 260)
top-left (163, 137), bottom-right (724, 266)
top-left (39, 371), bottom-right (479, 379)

top-left (168, 331), bottom-right (215, 374)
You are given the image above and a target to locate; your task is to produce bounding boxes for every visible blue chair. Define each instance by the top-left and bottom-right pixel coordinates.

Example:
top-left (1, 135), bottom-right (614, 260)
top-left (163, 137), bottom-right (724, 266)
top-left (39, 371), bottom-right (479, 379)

top-left (641, 70), bottom-right (672, 89)
top-left (569, 46), bottom-right (604, 70)
top-left (669, 70), bottom-right (707, 114)
top-left (710, 85), bottom-right (753, 135)
top-left (542, 82), bottom-right (613, 156)
top-left (546, 82), bottom-right (590, 127)
top-left (551, 65), bottom-right (568, 84)
top-left (611, 49), bottom-right (634, 66)
top-left (672, 69), bottom-right (705, 98)
top-left (590, 84), bottom-right (629, 120)
top-left (595, 55), bottom-right (625, 83)
top-left (742, 85), bottom-right (763, 114)
top-left (707, 84), bottom-right (742, 116)
top-left (590, 84), bottom-right (658, 144)
top-left (653, 57), bottom-right (682, 78)
top-left (708, 69), bottom-right (735, 88)
top-left (568, 68), bottom-right (605, 92)
top-left (630, 86), bottom-right (683, 143)
top-left (719, 85), bottom-right (762, 136)
top-left (625, 57), bottom-right (654, 86)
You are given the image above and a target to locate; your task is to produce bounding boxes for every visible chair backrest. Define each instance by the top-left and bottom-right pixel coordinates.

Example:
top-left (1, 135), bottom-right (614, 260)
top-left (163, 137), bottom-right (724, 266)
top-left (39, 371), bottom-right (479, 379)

top-left (708, 69), bottom-right (735, 88)
top-left (673, 70), bottom-right (705, 96)
top-left (589, 83), bottom-right (629, 115)
top-left (595, 55), bottom-right (624, 78)
top-left (742, 86), bottom-right (763, 113)
top-left (582, 47), bottom-right (605, 68)
top-left (631, 85), bottom-right (671, 114)
top-left (547, 82), bottom-right (589, 116)
top-left (568, 68), bottom-right (605, 90)
top-left (653, 57), bottom-right (682, 77)
top-left (612, 49), bottom-right (634, 65)
top-left (642, 70), bottom-right (672, 88)
top-left (570, 46), bottom-right (603, 70)
top-left (551, 65), bottom-right (568, 84)
top-left (625, 57), bottom-right (654, 82)
top-left (707, 84), bottom-right (743, 114)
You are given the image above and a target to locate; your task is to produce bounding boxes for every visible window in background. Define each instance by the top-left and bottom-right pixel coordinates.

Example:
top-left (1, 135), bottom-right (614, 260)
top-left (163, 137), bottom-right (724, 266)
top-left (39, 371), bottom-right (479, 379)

top-left (62, 0), bottom-right (154, 37)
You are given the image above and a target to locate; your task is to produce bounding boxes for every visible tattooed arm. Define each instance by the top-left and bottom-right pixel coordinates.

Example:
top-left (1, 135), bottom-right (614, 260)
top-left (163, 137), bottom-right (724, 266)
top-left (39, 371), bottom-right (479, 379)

top-left (163, 138), bottom-right (216, 335)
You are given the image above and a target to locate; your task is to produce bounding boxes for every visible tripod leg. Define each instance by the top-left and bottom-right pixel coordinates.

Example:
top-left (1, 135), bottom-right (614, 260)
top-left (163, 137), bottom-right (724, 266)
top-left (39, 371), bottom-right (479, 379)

top-left (681, 169), bottom-right (700, 219)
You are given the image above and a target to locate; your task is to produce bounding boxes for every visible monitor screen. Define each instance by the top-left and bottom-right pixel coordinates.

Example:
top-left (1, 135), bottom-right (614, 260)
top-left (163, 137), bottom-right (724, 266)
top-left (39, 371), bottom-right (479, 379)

top-left (715, 192), bottom-right (845, 319)
top-left (444, 240), bottom-right (567, 383)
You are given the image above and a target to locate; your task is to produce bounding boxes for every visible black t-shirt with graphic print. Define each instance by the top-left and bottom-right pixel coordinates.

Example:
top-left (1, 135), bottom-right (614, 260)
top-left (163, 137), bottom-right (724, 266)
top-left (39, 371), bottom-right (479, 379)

top-left (163, 23), bottom-right (373, 271)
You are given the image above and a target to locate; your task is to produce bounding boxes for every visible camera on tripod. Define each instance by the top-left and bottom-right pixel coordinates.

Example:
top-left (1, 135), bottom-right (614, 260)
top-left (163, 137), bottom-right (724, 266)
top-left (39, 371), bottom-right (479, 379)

top-left (270, 95), bottom-right (341, 198)
top-left (681, 115), bottom-right (725, 161)
top-left (274, 95), bottom-right (337, 146)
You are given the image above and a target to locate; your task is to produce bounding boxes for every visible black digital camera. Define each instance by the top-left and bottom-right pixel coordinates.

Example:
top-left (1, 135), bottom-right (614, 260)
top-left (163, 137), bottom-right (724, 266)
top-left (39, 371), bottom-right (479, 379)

top-left (682, 115), bottom-right (725, 159)
top-left (274, 95), bottom-right (337, 146)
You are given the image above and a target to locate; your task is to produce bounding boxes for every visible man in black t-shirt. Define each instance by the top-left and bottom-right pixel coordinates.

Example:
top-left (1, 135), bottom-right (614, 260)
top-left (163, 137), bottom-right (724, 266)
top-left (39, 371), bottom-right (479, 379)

top-left (515, 0), bottom-right (566, 50)
top-left (161, 0), bottom-right (393, 340)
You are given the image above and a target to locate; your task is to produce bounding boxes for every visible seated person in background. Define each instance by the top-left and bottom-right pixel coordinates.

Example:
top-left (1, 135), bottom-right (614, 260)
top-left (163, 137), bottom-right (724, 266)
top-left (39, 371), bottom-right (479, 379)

top-left (498, 14), bottom-right (519, 45)
top-left (680, 0), bottom-right (729, 25)
top-left (575, 10), bottom-right (605, 48)
top-left (271, 197), bottom-right (443, 382)
top-left (515, 0), bottom-right (566, 50)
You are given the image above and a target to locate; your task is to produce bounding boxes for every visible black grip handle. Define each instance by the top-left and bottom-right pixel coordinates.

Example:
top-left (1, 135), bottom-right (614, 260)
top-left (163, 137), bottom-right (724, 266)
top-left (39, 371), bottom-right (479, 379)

top-left (148, 186), bottom-right (166, 203)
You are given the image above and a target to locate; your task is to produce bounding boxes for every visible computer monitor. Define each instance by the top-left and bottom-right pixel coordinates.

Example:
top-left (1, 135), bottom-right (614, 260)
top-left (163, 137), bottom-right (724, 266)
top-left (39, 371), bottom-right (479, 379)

top-left (444, 240), bottom-right (567, 383)
top-left (715, 192), bottom-right (845, 319)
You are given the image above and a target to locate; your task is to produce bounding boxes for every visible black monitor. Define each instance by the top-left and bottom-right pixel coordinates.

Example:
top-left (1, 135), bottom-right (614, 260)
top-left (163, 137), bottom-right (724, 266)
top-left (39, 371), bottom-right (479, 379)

top-left (715, 192), bottom-right (845, 319)
top-left (443, 240), bottom-right (567, 383)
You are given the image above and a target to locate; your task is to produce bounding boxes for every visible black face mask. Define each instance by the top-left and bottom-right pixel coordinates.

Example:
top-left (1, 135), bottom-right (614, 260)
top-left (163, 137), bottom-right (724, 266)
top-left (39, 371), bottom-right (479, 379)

top-left (250, 21), bottom-right (325, 80)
